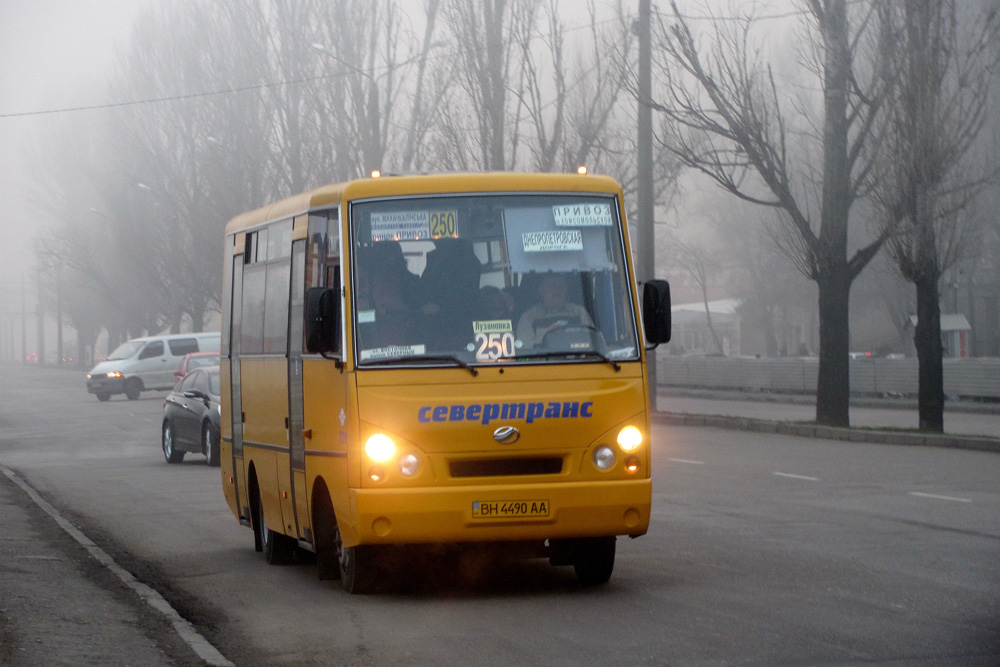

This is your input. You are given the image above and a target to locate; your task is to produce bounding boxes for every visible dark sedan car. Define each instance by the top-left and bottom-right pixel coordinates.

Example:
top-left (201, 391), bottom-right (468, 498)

top-left (161, 366), bottom-right (221, 466)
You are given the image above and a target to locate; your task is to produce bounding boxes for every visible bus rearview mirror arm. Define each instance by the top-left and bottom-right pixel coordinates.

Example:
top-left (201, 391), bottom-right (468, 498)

top-left (642, 280), bottom-right (671, 348)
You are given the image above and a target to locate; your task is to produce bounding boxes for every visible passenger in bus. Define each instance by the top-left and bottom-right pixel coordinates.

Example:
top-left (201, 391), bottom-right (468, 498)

top-left (515, 274), bottom-right (593, 349)
top-left (418, 238), bottom-right (482, 348)
top-left (357, 242), bottom-right (420, 346)
top-left (476, 286), bottom-right (515, 321)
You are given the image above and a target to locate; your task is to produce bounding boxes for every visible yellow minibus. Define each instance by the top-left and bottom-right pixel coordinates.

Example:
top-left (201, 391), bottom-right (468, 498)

top-left (220, 172), bottom-right (671, 592)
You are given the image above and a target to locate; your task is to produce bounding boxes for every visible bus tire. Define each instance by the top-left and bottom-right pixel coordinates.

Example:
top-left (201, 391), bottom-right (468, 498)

top-left (572, 537), bottom-right (616, 586)
top-left (124, 378), bottom-right (142, 400)
top-left (313, 492), bottom-right (341, 581)
top-left (253, 483), bottom-right (294, 565)
top-left (340, 544), bottom-right (379, 594)
top-left (162, 421), bottom-right (184, 464)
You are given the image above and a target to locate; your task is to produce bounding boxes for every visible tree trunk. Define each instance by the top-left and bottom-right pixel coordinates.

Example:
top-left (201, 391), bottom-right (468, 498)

top-left (914, 276), bottom-right (945, 431)
top-left (815, 270), bottom-right (851, 426)
top-left (814, 0), bottom-right (853, 428)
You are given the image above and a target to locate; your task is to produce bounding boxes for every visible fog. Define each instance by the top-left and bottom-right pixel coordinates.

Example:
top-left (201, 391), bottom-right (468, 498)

top-left (0, 0), bottom-right (996, 389)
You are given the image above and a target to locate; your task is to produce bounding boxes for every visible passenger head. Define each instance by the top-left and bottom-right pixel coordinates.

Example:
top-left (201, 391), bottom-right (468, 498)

top-left (478, 286), bottom-right (513, 319)
top-left (538, 274), bottom-right (568, 311)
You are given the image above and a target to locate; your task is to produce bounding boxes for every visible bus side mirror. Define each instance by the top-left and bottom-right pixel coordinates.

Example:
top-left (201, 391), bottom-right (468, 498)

top-left (305, 287), bottom-right (339, 354)
top-left (642, 280), bottom-right (671, 344)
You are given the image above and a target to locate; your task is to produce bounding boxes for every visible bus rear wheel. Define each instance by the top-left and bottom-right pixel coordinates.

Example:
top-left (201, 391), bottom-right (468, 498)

top-left (253, 482), bottom-right (295, 565)
top-left (572, 537), bottom-right (616, 586)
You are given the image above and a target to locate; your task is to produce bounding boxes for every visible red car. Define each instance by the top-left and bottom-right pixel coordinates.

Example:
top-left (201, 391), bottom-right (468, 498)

top-left (173, 351), bottom-right (221, 386)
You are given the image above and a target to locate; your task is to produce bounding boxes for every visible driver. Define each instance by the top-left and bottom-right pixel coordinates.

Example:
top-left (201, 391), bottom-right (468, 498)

top-left (515, 274), bottom-right (593, 349)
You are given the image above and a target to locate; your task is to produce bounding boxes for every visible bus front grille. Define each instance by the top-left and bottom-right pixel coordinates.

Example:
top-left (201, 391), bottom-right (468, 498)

top-left (449, 457), bottom-right (563, 478)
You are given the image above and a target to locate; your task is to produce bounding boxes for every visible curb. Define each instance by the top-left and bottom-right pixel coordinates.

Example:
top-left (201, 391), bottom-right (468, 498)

top-left (0, 464), bottom-right (235, 667)
top-left (653, 411), bottom-right (1000, 454)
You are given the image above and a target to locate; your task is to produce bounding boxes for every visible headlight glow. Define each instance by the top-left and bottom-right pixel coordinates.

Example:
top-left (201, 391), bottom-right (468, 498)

top-left (617, 426), bottom-right (642, 451)
top-left (365, 434), bottom-right (395, 462)
top-left (593, 445), bottom-right (616, 470)
top-left (106, 371), bottom-right (123, 378)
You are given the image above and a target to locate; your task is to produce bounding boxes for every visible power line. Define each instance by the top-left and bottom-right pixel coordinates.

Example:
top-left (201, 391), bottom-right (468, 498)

top-left (0, 53), bottom-right (451, 120)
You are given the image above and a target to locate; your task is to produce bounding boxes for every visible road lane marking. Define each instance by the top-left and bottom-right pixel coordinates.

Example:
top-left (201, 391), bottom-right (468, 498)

top-left (773, 472), bottom-right (820, 481)
top-left (669, 458), bottom-right (705, 465)
top-left (0, 464), bottom-right (235, 667)
top-left (908, 492), bottom-right (972, 503)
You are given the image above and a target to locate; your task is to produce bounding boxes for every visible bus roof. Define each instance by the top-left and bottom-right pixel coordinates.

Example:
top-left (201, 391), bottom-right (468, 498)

top-left (224, 172), bottom-right (623, 235)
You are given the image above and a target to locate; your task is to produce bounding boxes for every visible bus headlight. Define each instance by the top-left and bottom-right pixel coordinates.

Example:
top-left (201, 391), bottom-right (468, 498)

top-left (617, 426), bottom-right (642, 452)
top-left (365, 434), bottom-right (395, 462)
top-left (398, 453), bottom-right (419, 476)
top-left (593, 446), bottom-right (616, 470)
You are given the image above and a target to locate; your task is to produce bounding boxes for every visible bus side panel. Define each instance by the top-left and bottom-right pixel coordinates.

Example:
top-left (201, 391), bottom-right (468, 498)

top-left (219, 357), bottom-right (239, 519)
top-left (241, 357), bottom-right (292, 534)
top-left (301, 359), bottom-right (354, 545)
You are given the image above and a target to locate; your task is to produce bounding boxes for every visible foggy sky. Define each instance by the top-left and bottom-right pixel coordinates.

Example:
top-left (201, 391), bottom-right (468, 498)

top-left (0, 0), bottom-right (154, 300)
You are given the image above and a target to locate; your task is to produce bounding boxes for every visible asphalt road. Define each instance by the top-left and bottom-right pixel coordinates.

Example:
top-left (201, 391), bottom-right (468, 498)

top-left (1, 364), bottom-right (998, 666)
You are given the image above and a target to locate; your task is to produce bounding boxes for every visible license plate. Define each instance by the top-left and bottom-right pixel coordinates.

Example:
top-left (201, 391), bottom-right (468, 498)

top-left (472, 500), bottom-right (549, 519)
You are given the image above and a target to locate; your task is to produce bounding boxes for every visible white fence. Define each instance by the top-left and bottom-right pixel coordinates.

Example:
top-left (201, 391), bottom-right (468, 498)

top-left (657, 356), bottom-right (1000, 399)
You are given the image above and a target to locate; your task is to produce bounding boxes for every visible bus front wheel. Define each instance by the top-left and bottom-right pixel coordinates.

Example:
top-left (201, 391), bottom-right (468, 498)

top-left (340, 543), bottom-right (379, 594)
top-left (572, 537), bottom-right (616, 586)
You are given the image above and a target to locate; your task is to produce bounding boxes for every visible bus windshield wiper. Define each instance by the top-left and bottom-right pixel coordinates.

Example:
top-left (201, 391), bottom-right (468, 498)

top-left (364, 354), bottom-right (479, 376)
top-left (522, 350), bottom-right (621, 372)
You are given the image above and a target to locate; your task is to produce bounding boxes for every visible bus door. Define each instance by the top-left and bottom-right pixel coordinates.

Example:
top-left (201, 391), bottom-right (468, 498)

top-left (228, 253), bottom-right (249, 522)
top-left (287, 238), bottom-right (309, 541)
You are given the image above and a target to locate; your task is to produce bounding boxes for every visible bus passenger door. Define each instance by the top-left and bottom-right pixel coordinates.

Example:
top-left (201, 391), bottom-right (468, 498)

top-left (288, 239), bottom-right (310, 541)
top-left (228, 255), bottom-right (249, 522)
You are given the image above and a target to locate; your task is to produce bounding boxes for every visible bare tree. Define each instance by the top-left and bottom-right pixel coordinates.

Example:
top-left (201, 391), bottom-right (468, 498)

top-left (650, 0), bottom-right (890, 426)
top-left (670, 239), bottom-right (727, 354)
top-left (872, 0), bottom-right (999, 431)
top-left (437, 0), bottom-right (538, 170)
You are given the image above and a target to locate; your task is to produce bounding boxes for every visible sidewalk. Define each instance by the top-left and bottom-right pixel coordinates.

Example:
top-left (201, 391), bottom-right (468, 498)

top-left (0, 466), bottom-right (223, 667)
top-left (654, 388), bottom-right (1000, 453)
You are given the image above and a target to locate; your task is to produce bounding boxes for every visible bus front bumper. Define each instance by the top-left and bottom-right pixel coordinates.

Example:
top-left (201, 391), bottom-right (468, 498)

top-left (346, 479), bottom-right (651, 547)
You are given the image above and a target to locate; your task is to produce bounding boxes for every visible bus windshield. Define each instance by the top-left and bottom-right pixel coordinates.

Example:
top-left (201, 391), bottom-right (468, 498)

top-left (350, 193), bottom-right (639, 367)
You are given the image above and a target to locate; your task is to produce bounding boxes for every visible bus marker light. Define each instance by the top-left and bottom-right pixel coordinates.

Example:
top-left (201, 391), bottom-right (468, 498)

top-left (624, 456), bottom-right (640, 474)
top-left (617, 426), bottom-right (642, 452)
top-left (369, 466), bottom-right (385, 482)
top-left (371, 170), bottom-right (382, 179)
top-left (593, 446), bottom-right (615, 470)
top-left (577, 165), bottom-right (588, 175)
top-left (365, 434), bottom-right (395, 462)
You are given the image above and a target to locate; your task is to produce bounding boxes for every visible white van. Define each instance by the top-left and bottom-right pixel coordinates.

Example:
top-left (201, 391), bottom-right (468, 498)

top-left (85, 332), bottom-right (220, 401)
